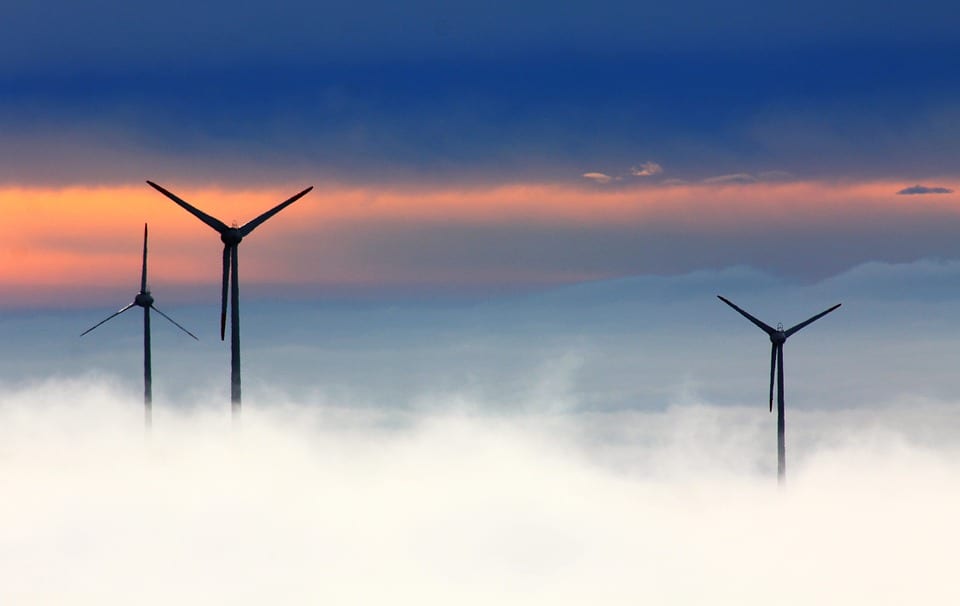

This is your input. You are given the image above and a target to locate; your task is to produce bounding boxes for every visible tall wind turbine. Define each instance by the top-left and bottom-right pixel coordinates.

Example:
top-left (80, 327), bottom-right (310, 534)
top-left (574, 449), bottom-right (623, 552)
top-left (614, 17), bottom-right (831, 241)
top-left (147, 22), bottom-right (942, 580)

top-left (82, 224), bottom-right (198, 428)
top-left (146, 181), bottom-right (313, 416)
top-left (717, 296), bottom-right (841, 484)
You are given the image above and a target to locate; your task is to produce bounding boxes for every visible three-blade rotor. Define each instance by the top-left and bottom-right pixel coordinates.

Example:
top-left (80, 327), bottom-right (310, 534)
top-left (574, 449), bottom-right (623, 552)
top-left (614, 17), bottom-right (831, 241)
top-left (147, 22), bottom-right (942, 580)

top-left (717, 296), bottom-right (840, 412)
top-left (146, 181), bottom-right (313, 340)
top-left (81, 223), bottom-right (198, 340)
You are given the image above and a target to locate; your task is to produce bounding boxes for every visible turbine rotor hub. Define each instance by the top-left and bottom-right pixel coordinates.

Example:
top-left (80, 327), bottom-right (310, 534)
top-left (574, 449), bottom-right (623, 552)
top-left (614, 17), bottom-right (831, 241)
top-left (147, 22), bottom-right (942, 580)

top-left (770, 331), bottom-right (786, 344)
top-left (220, 229), bottom-right (242, 246)
top-left (134, 292), bottom-right (154, 307)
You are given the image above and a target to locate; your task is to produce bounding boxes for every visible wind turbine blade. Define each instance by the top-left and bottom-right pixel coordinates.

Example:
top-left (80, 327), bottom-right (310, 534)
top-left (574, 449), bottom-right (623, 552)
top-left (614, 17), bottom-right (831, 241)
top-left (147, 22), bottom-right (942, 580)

top-left (221, 245), bottom-right (231, 341)
top-left (146, 181), bottom-right (230, 234)
top-left (777, 343), bottom-right (784, 409)
top-left (784, 303), bottom-right (842, 337)
top-left (239, 186), bottom-right (313, 237)
top-left (81, 303), bottom-right (136, 336)
top-left (769, 342), bottom-right (776, 412)
top-left (717, 296), bottom-right (776, 335)
top-left (141, 223), bottom-right (149, 292)
top-left (151, 305), bottom-right (199, 340)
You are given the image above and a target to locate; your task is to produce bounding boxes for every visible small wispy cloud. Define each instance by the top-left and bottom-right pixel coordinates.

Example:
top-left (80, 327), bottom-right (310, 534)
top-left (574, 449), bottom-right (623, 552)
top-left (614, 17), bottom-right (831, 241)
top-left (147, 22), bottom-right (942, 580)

top-left (897, 184), bottom-right (954, 195)
top-left (583, 161), bottom-right (664, 185)
top-left (702, 173), bottom-right (758, 185)
top-left (582, 172), bottom-right (613, 184)
top-left (630, 161), bottom-right (663, 177)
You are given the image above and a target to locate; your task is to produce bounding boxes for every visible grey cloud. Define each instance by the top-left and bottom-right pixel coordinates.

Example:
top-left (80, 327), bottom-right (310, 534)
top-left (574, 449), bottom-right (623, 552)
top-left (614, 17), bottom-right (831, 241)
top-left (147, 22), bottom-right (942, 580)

top-left (897, 184), bottom-right (954, 195)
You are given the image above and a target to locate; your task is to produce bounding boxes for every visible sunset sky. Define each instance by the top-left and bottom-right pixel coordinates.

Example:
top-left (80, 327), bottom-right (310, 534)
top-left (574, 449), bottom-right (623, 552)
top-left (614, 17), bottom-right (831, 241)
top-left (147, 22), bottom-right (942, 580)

top-left (3, 0), bottom-right (960, 306)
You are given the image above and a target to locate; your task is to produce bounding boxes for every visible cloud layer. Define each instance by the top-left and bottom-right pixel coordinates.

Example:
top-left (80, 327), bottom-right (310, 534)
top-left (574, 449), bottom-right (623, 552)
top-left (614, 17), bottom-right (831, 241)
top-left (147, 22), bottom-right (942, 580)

top-left (1, 381), bottom-right (958, 604)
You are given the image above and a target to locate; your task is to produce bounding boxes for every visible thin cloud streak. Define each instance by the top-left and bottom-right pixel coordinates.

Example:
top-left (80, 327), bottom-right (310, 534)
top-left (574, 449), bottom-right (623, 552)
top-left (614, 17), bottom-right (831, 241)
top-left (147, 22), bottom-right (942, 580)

top-left (702, 173), bottom-right (759, 184)
top-left (581, 172), bottom-right (613, 184)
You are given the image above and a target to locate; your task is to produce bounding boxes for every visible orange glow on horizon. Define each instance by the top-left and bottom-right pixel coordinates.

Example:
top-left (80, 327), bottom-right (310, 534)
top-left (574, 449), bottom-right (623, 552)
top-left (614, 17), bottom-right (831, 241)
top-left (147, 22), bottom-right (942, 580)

top-left (0, 179), bottom-right (958, 302)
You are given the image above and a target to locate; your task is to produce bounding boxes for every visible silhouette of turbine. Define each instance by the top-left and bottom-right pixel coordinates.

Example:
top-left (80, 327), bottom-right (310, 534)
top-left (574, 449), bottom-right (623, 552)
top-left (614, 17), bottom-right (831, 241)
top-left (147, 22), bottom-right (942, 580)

top-left (146, 180), bottom-right (313, 417)
top-left (82, 224), bottom-right (198, 428)
top-left (717, 296), bottom-right (841, 484)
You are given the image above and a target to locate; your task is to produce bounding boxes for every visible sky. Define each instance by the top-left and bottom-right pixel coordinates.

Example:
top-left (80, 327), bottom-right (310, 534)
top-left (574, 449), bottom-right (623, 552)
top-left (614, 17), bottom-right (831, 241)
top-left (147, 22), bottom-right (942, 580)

top-left (3, 0), bottom-right (960, 300)
top-left (3, 2), bottom-right (960, 603)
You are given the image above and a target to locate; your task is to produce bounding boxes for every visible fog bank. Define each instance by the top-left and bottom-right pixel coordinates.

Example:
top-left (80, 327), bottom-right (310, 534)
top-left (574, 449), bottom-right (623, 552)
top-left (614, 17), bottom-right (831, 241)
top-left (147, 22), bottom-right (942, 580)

top-left (1, 381), bottom-right (957, 604)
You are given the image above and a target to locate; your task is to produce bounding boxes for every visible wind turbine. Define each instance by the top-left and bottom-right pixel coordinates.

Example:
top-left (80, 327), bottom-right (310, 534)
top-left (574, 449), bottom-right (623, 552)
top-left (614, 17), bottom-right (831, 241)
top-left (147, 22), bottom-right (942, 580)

top-left (146, 180), bottom-right (313, 417)
top-left (82, 224), bottom-right (198, 428)
top-left (717, 296), bottom-right (841, 484)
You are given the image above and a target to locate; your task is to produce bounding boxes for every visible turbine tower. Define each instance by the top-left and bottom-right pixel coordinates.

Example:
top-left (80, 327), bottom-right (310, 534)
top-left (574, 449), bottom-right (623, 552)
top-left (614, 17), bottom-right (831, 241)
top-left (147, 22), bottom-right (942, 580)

top-left (82, 224), bottom-right (198, 428)
top-left (146, 181), bottom-right (313, 417)
top-left (717, 296), bottom-right (841, 484)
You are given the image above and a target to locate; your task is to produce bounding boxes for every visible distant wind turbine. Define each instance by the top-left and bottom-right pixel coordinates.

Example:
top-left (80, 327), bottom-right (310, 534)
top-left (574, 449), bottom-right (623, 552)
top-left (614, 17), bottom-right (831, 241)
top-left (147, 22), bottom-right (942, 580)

top-left (717, 296), bottom-right (841, 484)
top-left (146, 180), bottom-right (313, 417)
top-left (82, 224), bottom-right (198, 428)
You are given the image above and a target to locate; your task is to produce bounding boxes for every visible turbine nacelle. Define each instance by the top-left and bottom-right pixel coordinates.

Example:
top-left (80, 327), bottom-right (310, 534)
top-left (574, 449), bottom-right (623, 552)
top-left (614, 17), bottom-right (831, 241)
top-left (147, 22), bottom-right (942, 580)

top-left (134, 292), bottom-right (155, 307)
top-left (769, 330), bottom-right (786, 345)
